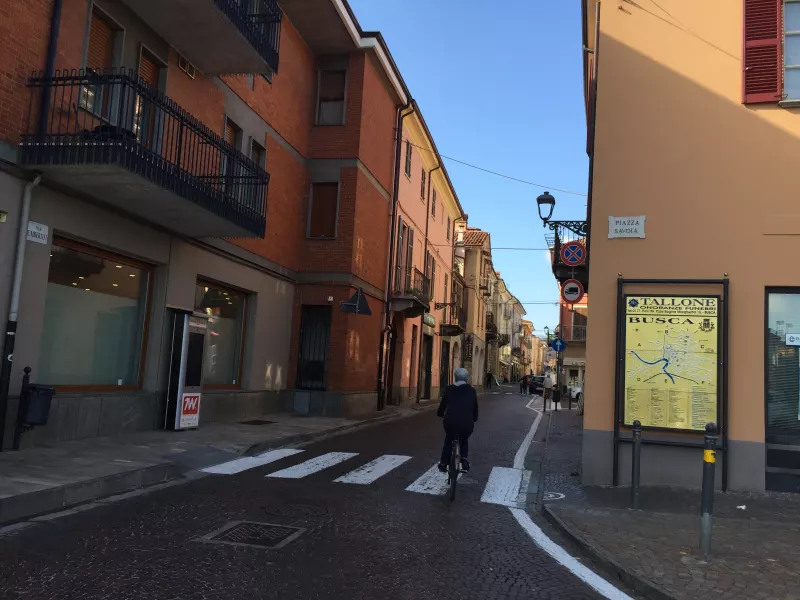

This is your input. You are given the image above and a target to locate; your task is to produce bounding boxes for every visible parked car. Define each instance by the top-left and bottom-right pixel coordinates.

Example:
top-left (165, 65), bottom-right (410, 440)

top-left (530, 376), bottom-right (545, 395)
top-left (568, 386), bottom-right (584, 415)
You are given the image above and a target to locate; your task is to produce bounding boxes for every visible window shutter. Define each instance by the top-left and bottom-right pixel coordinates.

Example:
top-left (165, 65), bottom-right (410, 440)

top-left (138, 53), bottom-right (159, 88)
top-left (87, 13), bottom-right (114, 70)
top-left (406, 228), bottom-right (414, 287)
top-left (743, 0), bottom-right (782, 103)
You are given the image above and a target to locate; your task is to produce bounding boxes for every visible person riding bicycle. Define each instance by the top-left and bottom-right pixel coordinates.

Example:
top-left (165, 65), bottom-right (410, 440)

top-left (437, 368), bottom-right (479, 473)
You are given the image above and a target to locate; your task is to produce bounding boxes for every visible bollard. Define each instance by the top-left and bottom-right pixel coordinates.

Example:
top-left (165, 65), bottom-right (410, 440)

top-left (631, 420), bottom-right (642, 509)
top-left (12, 367), bottom-right (31, 451)
top-left (700, 422), bottom-right (718, 561)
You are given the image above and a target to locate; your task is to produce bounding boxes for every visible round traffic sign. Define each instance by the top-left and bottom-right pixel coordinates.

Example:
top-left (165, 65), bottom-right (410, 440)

top-left (560, 241), bottom-right (586, 267)
top-left (561, 279), bottom-right (585, 304)
top-left (551, 338), bottom-right (567, 352)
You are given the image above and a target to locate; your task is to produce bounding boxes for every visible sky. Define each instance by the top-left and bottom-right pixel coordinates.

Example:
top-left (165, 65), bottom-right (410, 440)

top-left (348, 0), bottom-right (589, 333)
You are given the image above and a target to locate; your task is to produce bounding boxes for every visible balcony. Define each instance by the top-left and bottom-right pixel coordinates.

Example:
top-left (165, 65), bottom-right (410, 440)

top-left (486, 311), bottom-right (498, 342)
top-left (545, 220), bottom-right (589, 291)
top-left (391, 266), bottom-right (431, 317)
top-left (557, 325), bottom-right (587, 343)
top-left (497, 333), bottom-right (510, 347)
top-left (21, 69), bottom-right (268, 238)
top-left (439, 305), bottom-right (466, 337)
top-left (119, 0), bottom-right (281, 74)
top-left (511, 346), bottom-right (522, 358)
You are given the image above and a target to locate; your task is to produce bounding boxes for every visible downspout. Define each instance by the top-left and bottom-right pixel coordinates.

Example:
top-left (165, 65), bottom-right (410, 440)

top-left (37, 0), bottom-right (65, 138)
top-left (585, 1), bottom-right (600, 259)
top-left (376, 100), bottom-right (415, 410)
top-left (0, 175), bottom-right (42, 451)
top-left (418, 161), bottom-right (440, 400)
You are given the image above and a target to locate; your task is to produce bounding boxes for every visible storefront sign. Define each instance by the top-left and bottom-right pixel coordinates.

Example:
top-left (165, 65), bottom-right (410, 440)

top-left (179, 392), bottom-right (201, 428)
top-left (27, 221), bottom-right (49, 244)
top-left (786, 333), bottom-right (800, 346)
top-left (623, 295), bottom-right (719, 431)
top-left (608, 216), bottom-right (645, 239)
top-left (423, 313), bottom-right (435, 327)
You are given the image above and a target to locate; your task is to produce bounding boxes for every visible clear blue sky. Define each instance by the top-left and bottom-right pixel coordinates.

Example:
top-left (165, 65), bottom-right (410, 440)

top-left (349, 0), bottom-right (589, 332)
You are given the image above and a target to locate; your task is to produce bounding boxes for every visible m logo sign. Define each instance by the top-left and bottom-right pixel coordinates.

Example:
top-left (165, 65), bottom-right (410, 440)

top-left (180, 393), bottom-right (201, 428)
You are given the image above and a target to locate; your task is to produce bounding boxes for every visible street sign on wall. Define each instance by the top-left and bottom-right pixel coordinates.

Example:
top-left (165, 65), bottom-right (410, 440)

top-left (561, 279), bottom-right (585, 304)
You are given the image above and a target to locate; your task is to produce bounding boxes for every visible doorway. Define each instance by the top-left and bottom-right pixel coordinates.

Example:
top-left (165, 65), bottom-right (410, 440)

top-left (296, 305), bottom-right (331, 390)
top-left (440, 340), bottom-right (451, 395)
top-left (419, 334), bottom-right (433, 400)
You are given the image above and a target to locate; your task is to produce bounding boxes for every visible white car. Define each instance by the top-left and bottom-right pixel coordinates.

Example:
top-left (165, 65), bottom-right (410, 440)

top-left (568, 386), bottom-right (584, 415)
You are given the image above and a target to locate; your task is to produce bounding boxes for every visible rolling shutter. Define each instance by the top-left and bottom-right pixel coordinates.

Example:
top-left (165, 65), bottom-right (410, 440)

top-left (138, 53), bottom-right (159, 88)
top-left (87, 12), bottom-right (114, 70)
top-left (224, 120), bottom-right (239, 148)
top-left (743, 0), bottom-right (782, 103)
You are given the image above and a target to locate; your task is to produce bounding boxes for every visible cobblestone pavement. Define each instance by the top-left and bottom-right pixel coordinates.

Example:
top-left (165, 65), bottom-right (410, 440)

top-left (542, 409), bottom-right (800, 600)
top-left (0, 392), bottom-right (613, 600)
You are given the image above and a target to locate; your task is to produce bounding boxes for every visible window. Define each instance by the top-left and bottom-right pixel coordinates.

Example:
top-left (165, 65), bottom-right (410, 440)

top-left (251, 141), bottom-right (266, 169)
top-left (404, 140), bottom-right (412, 177)
top-left (786, 1), bottom-right (800, 101)
top-left (420, 168), bottom-right (426, 200)
top-left (39, 240), bottom-right (150, 387)
top-left (195, 282), bottom-right (246, 386)
top-left (308, 182), bottom-right (339, 238)
top-left (177, 54), bottom-right (196, 79)
top-left (444, 273), bottom-right (449, 314)
top-left (447, 216), bottom-right (451, 241)
top-left (317, 70), bottom-right (346, 125)
top-left (81, 10), bottom-right (117, 115)
top-left (224, 118), bottom-right (241, 149)
top-left (431, 189), bottom-right (437, 217)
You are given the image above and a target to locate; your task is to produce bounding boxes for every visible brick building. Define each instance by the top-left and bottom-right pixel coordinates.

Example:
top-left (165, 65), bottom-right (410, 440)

top-left (0, 0), bottom-right (447, 448)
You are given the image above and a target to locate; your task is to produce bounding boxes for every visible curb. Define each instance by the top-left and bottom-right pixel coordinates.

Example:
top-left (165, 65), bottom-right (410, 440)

top-left (0, 405), bottom-right (431, 526)
top-left (543, 505), bottom-right (678, 600)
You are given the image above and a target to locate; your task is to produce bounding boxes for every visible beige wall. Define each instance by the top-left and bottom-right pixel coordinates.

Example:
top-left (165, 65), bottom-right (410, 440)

top-left (583, 1), bottom-right (800, 488)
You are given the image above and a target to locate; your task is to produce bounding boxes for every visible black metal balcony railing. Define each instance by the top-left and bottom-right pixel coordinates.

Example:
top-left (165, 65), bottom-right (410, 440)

top-left (442, 306), bottom-right (466, 329)
top-left (393, 265), bottom-right (431, 303)
top-left (218, 0), bottom-right (282, 72)
top-left (21, 69), bottom-right (268, 237)
top-left (497, 333), bottom-right (510, 347)
top-left (557, 325), bottom-right (587, 342)
top-left (511, 346), bottom-right (522, 357)
top-left (545, 221), bottom-right (589, 269)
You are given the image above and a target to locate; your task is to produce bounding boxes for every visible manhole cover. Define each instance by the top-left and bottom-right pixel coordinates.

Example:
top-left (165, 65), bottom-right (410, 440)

top-left (198, 521), bottom-right (305, 550)
top-left (240, 419), bottom-right (276, 425)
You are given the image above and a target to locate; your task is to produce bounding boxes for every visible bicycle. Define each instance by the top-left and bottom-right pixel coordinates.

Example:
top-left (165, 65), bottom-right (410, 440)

top-left (447, 436), bottom-right (463, 501)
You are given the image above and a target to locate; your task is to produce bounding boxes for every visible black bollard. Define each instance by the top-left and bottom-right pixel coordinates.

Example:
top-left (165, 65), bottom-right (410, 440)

top-left (700, 422), bottom-right (718, 560)
top-left (12, 367), bottom-right (31, 451)
top-left (631, 420), bottom-right (642, 509)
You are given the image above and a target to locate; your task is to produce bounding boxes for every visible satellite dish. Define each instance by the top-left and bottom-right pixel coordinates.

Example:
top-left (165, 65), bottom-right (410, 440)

top-left (341, 287), bottom-right (371, 316)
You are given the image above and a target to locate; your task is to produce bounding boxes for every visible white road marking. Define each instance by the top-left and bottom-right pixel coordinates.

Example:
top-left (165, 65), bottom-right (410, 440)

top-left (406, 463), bottom-right (460, 495)
top-left (335, 455), bottom-right (411, 485)
top-left (509, 508), bottom-right (633, 600)
top-left (514, 405), bottom-right (543, 470)
top-left (480, 466), bottom-right (531, 507)
top-left (201, 449), bottom-right (304, 475)
top-left (266, 452), bottom-right (358, 479)
top-left (505, 392), bottom-right (512, 395)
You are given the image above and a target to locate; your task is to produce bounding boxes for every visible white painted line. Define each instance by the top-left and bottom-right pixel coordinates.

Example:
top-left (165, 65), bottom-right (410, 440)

top-left (201, 448), bottom-right (304, 475)
top-left (334, 454), bottom-right (411, 485)
top-left (481, 466), bottom-right (531, 507)
top-left (505, 392), bottom-right (512, 395)
top-left (509, 508), bottom-right (633, 600)
top-left (406, 463), bottom-right (460, 495)
top-left (266, 452), bottom-right (358, 479)
top-left (514, 407), bottom-right (543, 470)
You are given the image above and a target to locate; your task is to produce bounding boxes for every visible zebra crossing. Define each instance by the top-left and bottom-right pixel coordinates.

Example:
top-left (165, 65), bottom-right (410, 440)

top-left (200, 449), bottom-right (530, 505)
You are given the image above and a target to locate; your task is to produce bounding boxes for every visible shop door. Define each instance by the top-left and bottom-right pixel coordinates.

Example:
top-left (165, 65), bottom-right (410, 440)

top-left (440, 340), bottom-right (451, 395)
top-left (419, 335), bottom-right (433, 400)
top-left (296, 306), bottom-right (331, 391)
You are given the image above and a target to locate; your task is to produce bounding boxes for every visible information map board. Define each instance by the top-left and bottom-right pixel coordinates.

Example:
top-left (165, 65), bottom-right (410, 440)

top-left (623, 295), bottom-right (719, 431)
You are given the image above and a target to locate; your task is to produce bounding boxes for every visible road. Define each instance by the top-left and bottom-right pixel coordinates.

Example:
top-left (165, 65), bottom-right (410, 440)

top-left (0, 391), bottom-right (623, 600)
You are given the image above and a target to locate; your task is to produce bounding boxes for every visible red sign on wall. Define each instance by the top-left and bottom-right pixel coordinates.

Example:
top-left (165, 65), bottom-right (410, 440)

top-left (179, 393), bottom-right (201, 428)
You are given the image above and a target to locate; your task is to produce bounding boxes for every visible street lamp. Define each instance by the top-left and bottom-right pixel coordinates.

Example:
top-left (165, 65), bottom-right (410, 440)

top-left (536, 191), bottom-right (556, 224)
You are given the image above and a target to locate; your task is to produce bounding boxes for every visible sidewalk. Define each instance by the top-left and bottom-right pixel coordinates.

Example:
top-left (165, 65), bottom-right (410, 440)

top-left (539, 410), bottom-right (800, 600)
top-left (0, 403), bottom-right (436, 525)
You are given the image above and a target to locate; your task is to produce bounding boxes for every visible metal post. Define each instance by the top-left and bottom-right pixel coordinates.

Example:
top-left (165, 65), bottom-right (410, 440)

top-left (700, 422), bottom-right (717, 560)
top-left (12, 367), bottom-right (31, 451)
top-left (0, 176), bottom-right (41, 452)
top-left (631, 420), bottom-right (642, 509)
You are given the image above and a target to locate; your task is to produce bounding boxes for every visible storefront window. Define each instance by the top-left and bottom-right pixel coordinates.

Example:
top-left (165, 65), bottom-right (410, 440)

top-left (194, 282), bottom-right (245, 386)
top-left (766, 292), bottom-right (800, 432)
top-left (39, 241), bottom-right (150, 386)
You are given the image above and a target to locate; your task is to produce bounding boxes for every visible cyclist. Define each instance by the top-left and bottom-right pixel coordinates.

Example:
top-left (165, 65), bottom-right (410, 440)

top-left (437, 368), bottom-right (479, 473)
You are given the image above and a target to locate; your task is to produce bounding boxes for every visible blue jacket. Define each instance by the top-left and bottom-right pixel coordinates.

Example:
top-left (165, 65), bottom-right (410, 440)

top-left (437, 384), bottom-right (479, 433)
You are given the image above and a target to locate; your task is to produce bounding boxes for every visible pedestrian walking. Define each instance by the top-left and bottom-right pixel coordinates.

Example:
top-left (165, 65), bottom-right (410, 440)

top-left (485, 371), bottom-right (493, 390)
top-left (528, 376), bottom-right (536, 396)
top-left (520, 375), bottom-right (528, 395)
top-left (543, 372), bottom-right (554, 409)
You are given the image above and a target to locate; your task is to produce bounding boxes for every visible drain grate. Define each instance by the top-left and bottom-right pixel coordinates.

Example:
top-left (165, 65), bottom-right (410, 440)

top-left (240, 419), bottom-right (276, 425)
top-left (198, 521), bottom-right (305, 550)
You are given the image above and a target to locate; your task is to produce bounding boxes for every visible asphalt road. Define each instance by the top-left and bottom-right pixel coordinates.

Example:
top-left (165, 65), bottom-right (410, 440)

top-left (0, 391), bottom-right (610, 600)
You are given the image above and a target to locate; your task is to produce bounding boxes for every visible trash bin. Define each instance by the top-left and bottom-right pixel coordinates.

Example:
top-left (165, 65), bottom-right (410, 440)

top-left (23, 384), bottom-right (55, 425)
